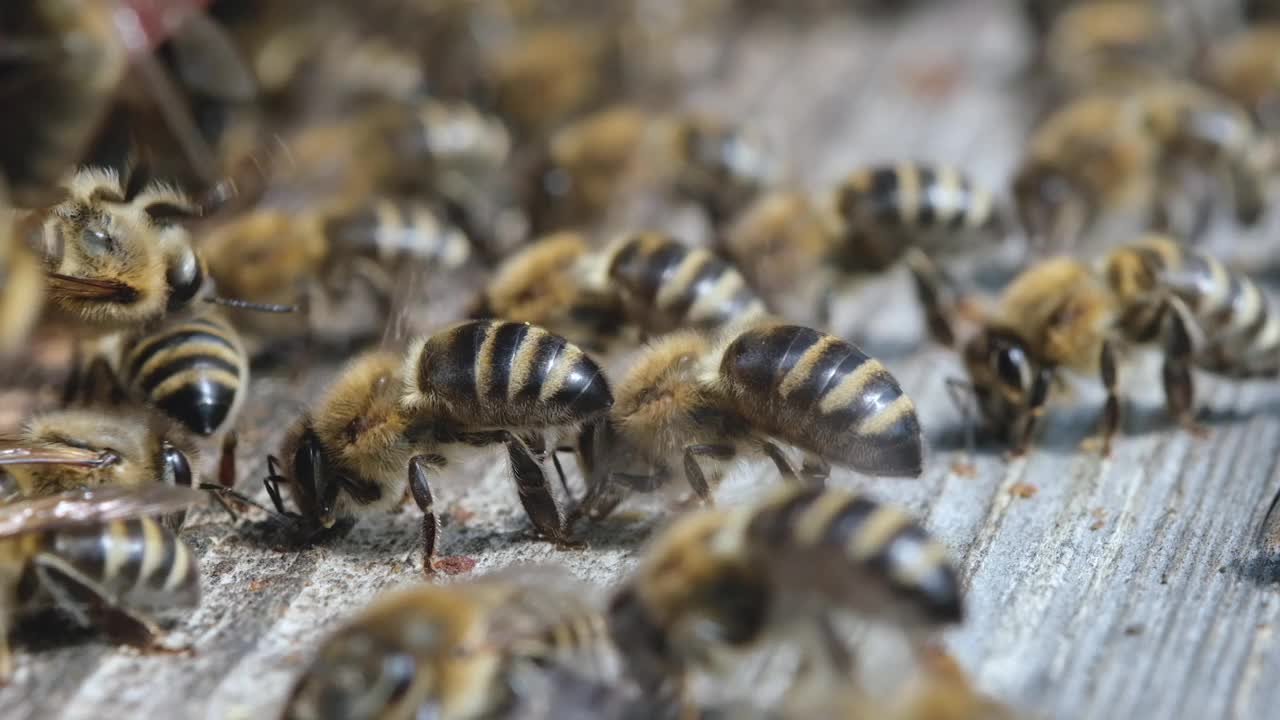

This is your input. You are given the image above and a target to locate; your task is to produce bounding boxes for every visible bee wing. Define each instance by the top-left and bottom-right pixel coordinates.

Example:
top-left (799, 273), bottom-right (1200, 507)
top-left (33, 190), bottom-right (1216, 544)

top-left (45, 273), bottom-right (140, 302)
top-left (0, 445), bottom-right (118, 468)
top-left (0, 484), bottom-right (205, 537)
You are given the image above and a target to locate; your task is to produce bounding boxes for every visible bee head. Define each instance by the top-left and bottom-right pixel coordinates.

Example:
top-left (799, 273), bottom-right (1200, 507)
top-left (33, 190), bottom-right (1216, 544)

top-left (266, 425), bottom-right (340, 531)
top-left (963, 328), bottom-right (1052, 439)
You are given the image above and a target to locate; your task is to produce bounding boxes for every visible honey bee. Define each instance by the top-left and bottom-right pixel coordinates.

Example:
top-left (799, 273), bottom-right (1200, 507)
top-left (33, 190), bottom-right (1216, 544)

top-left (0, 184), bottom-right (44, 354)
top-left (603, 231), bottom-right (769, 337)
top-left (1015, 85), bottom-right (1269, 247)
top-left (656, 113), bottom-right (780, 228)
top-left (1204, 25), bottom-right (1280, 130)
top-left (282, 570), bottom-right (622, 720)
top-left (470, 232), bottom-right (631, 353)
top-left (202, 196), bottom-right (473, 349)
top-left (717, 191), bottom-right (835, 328)
top-left (265, 321), bottom-right (613, 574)
top-left (958, 235), bottom-right (1280, 455)
top-left (574, 323), bottom-right (922, 524)
top-left (526, 105), bottom-right (773, 234)
top-left (32, 167), bottom-right (292, 336)
top-left (0, 408), bottom-right (198, 502)
top-left (1041, 1), bottom-right (1181, 96)
top-left (0, 484), bottom-right (203, 682)
top-left (608, 485), bottom-right (962, 698)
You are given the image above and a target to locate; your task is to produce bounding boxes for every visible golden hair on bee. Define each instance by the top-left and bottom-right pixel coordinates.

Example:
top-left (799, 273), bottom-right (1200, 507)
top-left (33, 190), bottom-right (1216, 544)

top-left (474, 232), bottom-right (629, 352)
top-left (1205, 26), bottom-right (1280, 128)
top-left (0, 408), bottom-right (200, 500)
top-left (282, 569), bottom-right (619, 720)
top-left (719, 191), bottom-right (834, 314)
top-left (608, 485), bottom-right (962, 697)
top-left (0, 186), bottom-right (44, 354)
top-left (1044, 1), bottom-right (1178, 95)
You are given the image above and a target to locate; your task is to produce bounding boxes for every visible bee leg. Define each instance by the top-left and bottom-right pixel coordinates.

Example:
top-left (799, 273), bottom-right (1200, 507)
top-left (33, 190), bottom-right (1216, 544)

top-left (944, 377), bottom-right (979, 472)
top-left (905, 248), bottom-right (958, 348)
top-left (505, 435), bottom-right (580, 548)
top-left (217, 431), bottom-right (239, 489)
top-left (685, 444), bottom-right (735, 499)
top-left (1160, 300), bottom-right (1207, 436)
top-left (33, 555), bottom-right (171, 652)
top-left (1098, 340), bottom-right (1121, 457)
top-left (1013, 369), bottom-right (1052, 456)
top-left (1229, 159), bottom-right (1265, 227)
top-left (758, 441), bottom-right (814, 488)
top-left (409, 454), bottom-right (473, 575)
top-left (800, 452), bottom-right (831, 484)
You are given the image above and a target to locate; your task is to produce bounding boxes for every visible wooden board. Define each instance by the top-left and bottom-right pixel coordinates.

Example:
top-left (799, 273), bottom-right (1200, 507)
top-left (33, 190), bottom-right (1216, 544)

top-left (6, 2), bottom-right (1280, 718)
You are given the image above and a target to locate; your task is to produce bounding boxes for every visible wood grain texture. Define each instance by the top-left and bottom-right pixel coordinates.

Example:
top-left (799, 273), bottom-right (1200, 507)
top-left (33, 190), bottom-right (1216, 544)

top-left (6, 2), bottom-right (1280, 718)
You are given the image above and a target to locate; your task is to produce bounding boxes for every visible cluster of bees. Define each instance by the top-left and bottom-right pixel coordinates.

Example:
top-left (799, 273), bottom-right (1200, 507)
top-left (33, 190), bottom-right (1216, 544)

top-left (1, 0), bottom-right (1280, 717)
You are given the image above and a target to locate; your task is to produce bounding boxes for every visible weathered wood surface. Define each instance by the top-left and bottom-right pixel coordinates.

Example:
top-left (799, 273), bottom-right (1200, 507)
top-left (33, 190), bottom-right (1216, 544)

top-left (7, 2), bottom-right (1280, 718)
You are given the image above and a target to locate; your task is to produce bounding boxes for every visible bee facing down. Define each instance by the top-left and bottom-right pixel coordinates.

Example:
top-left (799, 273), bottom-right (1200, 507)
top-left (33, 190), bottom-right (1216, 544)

top-left (574, 323), bottom-right (922, 525)
top-left (959, 235), bottom-right (1280, 454)
top-left (266, 321), bottom-right (613, 574)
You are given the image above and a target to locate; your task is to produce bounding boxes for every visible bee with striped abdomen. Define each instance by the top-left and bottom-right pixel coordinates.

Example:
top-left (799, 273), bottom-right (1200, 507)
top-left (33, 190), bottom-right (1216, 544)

top-left (0, 408), bottom-right (199, 519)
top-left (656, 113), bottom-right (780, 228)
top-left (1135, 82), bottom-right (1272, 235)
top-left (603, 231), bottom-right (769, 337)
top-left (470, 232), bottom-right (631, 353)
top-left (0, 485), bottom-right (203, 682)
top-left (282, 569), bottom-right (622, 720)
top-left (958, 234), bottom-right (1280, 455)
top-left (573, 323), bottom-right (922, 525)
top-left (265, 321), bottom-right (613, 574)
top-left (202, 196), bottom-right (473, 350)
top-left (608, 485), bottom-right (962, 699)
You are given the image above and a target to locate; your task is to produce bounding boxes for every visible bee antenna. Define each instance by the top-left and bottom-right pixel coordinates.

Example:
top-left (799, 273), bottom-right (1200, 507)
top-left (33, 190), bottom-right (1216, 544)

top-left (205, 296), bottom-right (298, 313)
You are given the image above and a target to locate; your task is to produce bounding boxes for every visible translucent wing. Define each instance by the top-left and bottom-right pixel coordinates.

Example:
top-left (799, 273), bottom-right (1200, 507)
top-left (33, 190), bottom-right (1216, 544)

top-left (0, 485), bottom-right (205, 537)
top-left (0, 445), bottom-right (117, 468)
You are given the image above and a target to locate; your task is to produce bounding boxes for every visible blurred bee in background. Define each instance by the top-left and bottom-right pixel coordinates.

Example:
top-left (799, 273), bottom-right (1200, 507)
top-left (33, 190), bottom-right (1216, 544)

top-left (202, 195), bottom-right (474, 355)
top-left (953, 235), bottom-right (1280, 455)
top-left (0, 0), bottom-right (258, 206)
top-left (470, 232), bottom-right (632, 354)
top-left (1015, 83), bottom-right (1271, 248)
top-left (0, 182), bottom-right (44, 356)
top-left (264, 321), bottom-right (613, 574)
top-left (1203, 24), bottom-right (1280, 131)
top-left (1040, 1), bottom-right (1185, 97)
top-left (525, 105), bottom-right (776, 236)
top-left (282, 569), bottom-right (627, 720)
top-left (0, 485), bottom-right (202, 682)
top-left (573, 323), bottom-right (922, 525)
top-left (608, 485), bottom-right (962, 703)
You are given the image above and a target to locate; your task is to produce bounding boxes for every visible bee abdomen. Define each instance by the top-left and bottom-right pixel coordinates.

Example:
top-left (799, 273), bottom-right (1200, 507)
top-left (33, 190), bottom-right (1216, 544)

top-left (39, 517), bottom-right (200, 609)
top-left (324, 197), bottom-right (471, 269)
top-left (837, 164), bottom-right (998, 233)
top-left (122, 314), bottom-right (247, 436)
top-left (608, 233), bottom-right (765, 331)
top-left (720, 325), bottom-right (922, 476)
top-left (747, 486), bottom-right (962, 625)
top-left (414, 320), bottom-right (612, 425)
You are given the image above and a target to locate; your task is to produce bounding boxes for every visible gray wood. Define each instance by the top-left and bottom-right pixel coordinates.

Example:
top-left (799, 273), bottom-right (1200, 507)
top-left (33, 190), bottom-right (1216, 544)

top-left (6, 1), bottom-right (1280, 718)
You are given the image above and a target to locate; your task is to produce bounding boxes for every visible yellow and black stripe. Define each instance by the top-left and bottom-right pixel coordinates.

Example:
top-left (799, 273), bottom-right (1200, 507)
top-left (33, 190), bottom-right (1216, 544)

top-left (121, 311), bottom-right (247, 436)
top-left (411, 320), bottom-right (613, 427)
top-left (29, 517), bottom-right (200, 609)
top-left (744, 486), bottom-right (962, 625)
top-left (719, 324), bottom-right (922, 476)
top-left (323, 197), bottom-right (471, 269)
top-left (607, 233), bottom-right (766, 333)
top-left (1115, 239), bottom-right (1280, 376)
